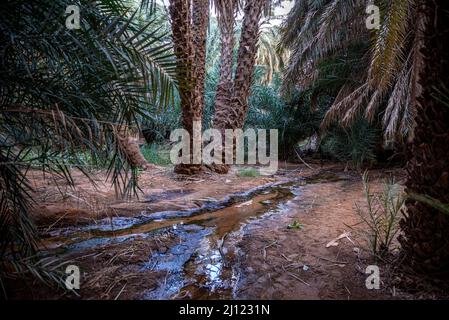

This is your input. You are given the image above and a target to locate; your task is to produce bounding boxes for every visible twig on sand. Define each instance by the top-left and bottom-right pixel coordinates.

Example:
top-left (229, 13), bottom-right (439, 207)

top-left (262, 241), bottom-right (278, 261)
top-left (294, 149), bottom-right (314, 170)
top-left (282, 265), bottom-right (310, 286)
top-left (325, 231), bottom-right (352, 248)
top-left (114, 284), bottom-right (127, 300)
top-left (44, 210), bottom-right (71, 233)
top-left (287, 271), bottom-right (310, 286)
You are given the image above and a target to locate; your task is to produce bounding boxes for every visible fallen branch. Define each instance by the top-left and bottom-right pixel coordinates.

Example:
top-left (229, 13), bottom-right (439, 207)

top-left (262, 241), bottom-right (278, 260)
top-left (287, 271), bottom-right (310, 286)
top-left (294, 149), bottom-right (314, 170)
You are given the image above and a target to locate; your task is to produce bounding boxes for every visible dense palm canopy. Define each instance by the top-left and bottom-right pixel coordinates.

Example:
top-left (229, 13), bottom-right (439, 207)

top-left (1, 0), bottom-right (448, 299)
top-left (281, 0), bottom-right (449, 277)
top-left (0, 0), bottom-right (176, 286)
top-left (281, 0), bottom-right (418, 141)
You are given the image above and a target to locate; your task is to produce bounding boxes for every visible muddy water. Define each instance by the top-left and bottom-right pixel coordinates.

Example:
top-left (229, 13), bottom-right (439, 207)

top-left (41, 178), bottom-right (308, 299)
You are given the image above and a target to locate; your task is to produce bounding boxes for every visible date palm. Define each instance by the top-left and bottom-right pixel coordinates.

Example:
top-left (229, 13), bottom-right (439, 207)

top-left (168, 0), bottom-right (209, 175)
top-left (211, 0), bottom-right (238, 131)
top-left (0, 0), bottom-right (177, 291)
top-left (209, 0), bottom-right (276, 173)
top-left (281, 0), bottom-right (449, 276)
top-left (399, 0), bottom-right (449, 275)
top-left (281, 0), bottom-right (417, 141)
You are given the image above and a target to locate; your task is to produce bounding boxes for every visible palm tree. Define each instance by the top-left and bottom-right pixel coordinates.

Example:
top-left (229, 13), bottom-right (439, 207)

top-left (280, 0), bottom-right (417, 142)
top-left (207, 0), bottom-right (238, 173)
top-left (399, 0), bottom-right (449, 275)
top-left (0, 0), bottom-right (177, 291)
top-left (209, 0), bottom-right (275, 173)
top-left (281, 0), bottom-right (449, 276)
top-left (211, 0), bottom-right (238, 131)
top-left (168, 0), bottom-right (209, 175)
top-left (256, 26), bottom-right (288, 84)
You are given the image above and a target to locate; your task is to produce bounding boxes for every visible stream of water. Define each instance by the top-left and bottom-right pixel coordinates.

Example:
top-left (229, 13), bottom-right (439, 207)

top-left (41, 178), bottom-right (312, 299)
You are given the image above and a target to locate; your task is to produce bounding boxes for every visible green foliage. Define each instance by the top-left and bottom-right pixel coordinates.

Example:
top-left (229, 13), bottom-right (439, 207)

top-left (354, 171), bottom-right (405, 257)
top-left (140, 144), bottom-right (172, 166)
top-left (287, 220), bottom-right (304, 230)
top-left (237, 167), bottom-right (260, 178)
top-left (321, 118), bottom-right (382, 169)
top-left (0, 0), bottom-right (176, 294)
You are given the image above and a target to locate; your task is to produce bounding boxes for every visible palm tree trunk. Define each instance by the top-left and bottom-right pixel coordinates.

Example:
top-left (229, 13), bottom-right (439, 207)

top-left (210, 0), bottom-right (266, 174)
top-left (169, 0), bottom-right (208, 175)
top-left (399, 0), bottom-right (449, 275)
top-left (209, 0), bottom-right (237, 174)
top-left (230, 0), bottom-right (265, 129)
top-left (213, 0), bottom-right (237, 131)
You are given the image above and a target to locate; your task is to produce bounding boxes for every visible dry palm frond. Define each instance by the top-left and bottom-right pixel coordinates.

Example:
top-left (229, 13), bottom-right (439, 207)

top-left (368, 0), bottom-right (413, 91)
top-left (280, 0), bottom-right (418, 141)
top-left (383, 51), bottom-right (414, 140)
top-left (257, 27), bottom-right (289, 84)
top-left (0, 0), bottom-right (176, 295)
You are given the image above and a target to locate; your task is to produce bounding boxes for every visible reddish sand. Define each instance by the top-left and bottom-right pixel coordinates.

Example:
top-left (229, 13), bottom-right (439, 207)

top-left (10, 162), bottom-right (429, 300)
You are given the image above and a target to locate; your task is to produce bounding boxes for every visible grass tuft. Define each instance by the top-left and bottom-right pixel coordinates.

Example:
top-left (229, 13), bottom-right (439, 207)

top-left (237, 167), bottom-right (260, 178)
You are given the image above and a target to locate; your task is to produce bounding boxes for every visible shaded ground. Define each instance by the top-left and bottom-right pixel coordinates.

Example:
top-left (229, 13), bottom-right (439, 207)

top-left (7, 162), bottom-right (425, 300)
top-left (28, 165), bottom-right (279, 228)
top-left (235, 175), bottom-right (395, 299)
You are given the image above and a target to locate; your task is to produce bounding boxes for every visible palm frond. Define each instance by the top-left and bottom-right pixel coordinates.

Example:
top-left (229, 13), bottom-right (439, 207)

top-left (280, 0), bottom-right (418, 141)
top-left (0, 0), bottom-right (177, 294)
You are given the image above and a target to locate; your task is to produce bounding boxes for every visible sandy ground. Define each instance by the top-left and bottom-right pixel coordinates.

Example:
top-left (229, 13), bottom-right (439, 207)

top-left (235, 174), bottom-right (399, 300)
top-left (8, 162), bottom-right (420, 300)
top-left (28, 165), bottom-right (279, 229)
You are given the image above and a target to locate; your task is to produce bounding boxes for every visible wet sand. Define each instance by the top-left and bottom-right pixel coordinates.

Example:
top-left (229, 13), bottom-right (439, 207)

top-left (9, 163), bottom-right (410, 300)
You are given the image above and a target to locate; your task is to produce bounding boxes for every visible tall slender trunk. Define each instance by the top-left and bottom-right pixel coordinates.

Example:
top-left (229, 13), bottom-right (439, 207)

top-left (169, 0), bottom-right (209, 175)
top-left (230, 0), bottom-right (265, 129)
top-left (192, 0), bottom-right (209, 117)
top-left (213, 0), bottom-right (237, 131)
top-left (399, 0), bottom-right (449, 275)
top-left (117, 126), bottom-right (152, 170)
top-left (210, 0), bottom-right (266, 174)
top-left (209, 0), bottom-right (237, 173)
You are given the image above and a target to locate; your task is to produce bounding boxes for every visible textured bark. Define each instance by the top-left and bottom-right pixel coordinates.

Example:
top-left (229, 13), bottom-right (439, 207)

top-left (208, 0), bottom-right (238, 174)
top-left (192, 0), bottom-right (209, 116)
top-left (213, 0), bottom-right (237, 131)
top-left (230, 0), bottom-right (265, 129)
top-left (399, 0), bottom-right (449, 276)
top-left (169, 0), bottom-right (208, 175)
top-left (209, 0), bottom-right (266, 174)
